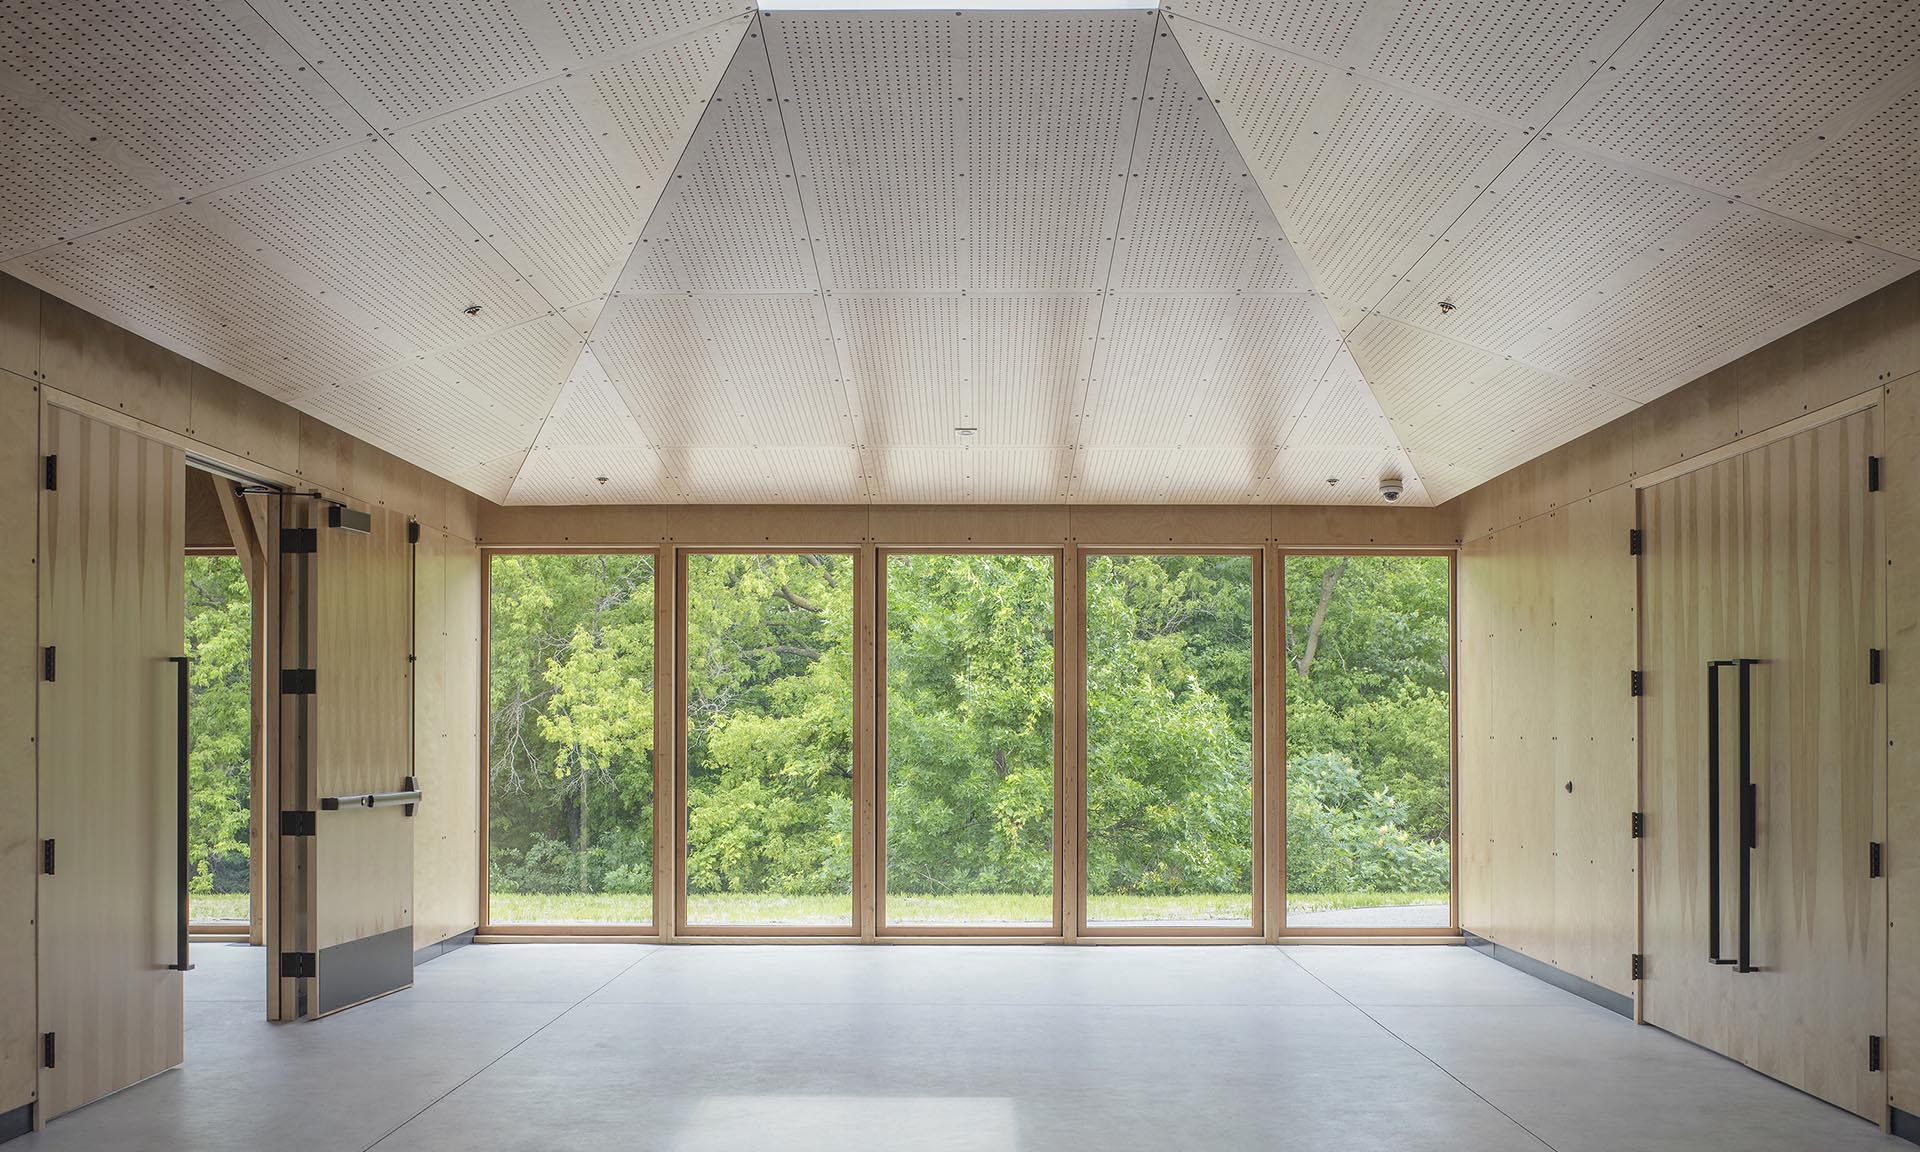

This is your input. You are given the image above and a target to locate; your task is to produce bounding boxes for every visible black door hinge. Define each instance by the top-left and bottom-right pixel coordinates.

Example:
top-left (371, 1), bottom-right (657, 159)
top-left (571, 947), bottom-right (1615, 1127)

top-left (1631, 812), bottom-right (1645, 839)
top-left (1631, 953), bottom-right (1645, 981)
top-left (1868, 456), bottom-right (1882, 492)
top-left (1630, 670), bottom-right (1644, 697)
top-left (41, 1032), bottom-right (54, 1069)
top-left (41, 838), bottom-right (54, 875)
top-left (280, 668), bottom-right (317, 695)
top-left (1870, 841), bottom-right (1884, 879)
top-left (41, 646), bottom-right (55, 682)
top-left (1628, 528), bottom-right (1643, 556)
top-left (1871, 1035), bottom-right (1884, 1072)
top-left (281, 527), bottom-right (317, 554)
top-left (280, 810), bottom-right (316, 837)
top-left (280, 952), bottom-right (317, 979)
top-left (407, 519), bottom-right (420, 544)
top-left (42, 454), bottom-right (56, 491)
top-left (1870, 648), bottom-right (1883, 685)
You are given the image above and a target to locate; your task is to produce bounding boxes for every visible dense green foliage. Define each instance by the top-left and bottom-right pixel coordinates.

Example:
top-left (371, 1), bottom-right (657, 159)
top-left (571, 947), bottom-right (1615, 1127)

top-left (487, 554), bottom-right (655, 909)
top-left (1283, 555), bottom-right (1451, 896)
top-left (1085, 554), bottom-right (1254, 918)
top-left (684, 553), bottom-right (855, 916)
top-left (884, 554), bottom-right (1055, 912)
top-left (185, 556), bottom-right (251, 916)
top-left (483, 550), bottom-right (1453, 922)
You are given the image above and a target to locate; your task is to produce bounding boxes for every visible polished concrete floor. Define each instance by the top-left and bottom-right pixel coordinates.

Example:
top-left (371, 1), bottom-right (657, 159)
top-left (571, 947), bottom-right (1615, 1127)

top-left (13, 941), bottom-right (1905, 1151)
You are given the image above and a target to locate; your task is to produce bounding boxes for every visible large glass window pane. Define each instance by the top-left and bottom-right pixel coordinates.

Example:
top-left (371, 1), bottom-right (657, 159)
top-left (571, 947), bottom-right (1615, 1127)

top-left (684, 553), bottom-right (855, 926)
top-left (1283, 554), bottom-right (1452, 929)
top-left (882, 553), bottom-right (1055, 928)
top-left (186, 554), bottom-right (252, 926)
top-left (1085, 554), bottom-right (1256, 928)
top-left (487, 554), bottom-right (655, 925)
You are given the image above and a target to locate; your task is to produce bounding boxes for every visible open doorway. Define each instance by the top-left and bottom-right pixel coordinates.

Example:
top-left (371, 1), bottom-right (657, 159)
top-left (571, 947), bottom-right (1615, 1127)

top-left (184, 467), bottom-right (263, 946)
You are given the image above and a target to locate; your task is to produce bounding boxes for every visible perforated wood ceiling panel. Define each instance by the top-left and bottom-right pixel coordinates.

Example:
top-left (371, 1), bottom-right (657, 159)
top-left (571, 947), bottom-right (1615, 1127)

top-left (1396, 360), bottom-right (1635, 479)
top-left (549, 0), bottom-right (749, 61)
top-left (1366, 0), bottom-right (1642, 124)
top-left (1559, 0), bottom-right (1920, 193)
top-left (204, 145), bottom-right (545, 349)
top-left (270, 0), bottom-right (549, 123)
top-left (1521, 209), bottom-right (1905, 399)
top-left (968, 15), bottom-right (1146, 291)
top-left (1109, 41), bottom-right (1270, 291)
top-left (25, 211), bottom-right (396, 395)
top-left (770, 15), bottom-right (959, 291)
top-left (0, 93), bottom-right (162, 259)
top-left (1280, 83), bottom-right (1513, 303)
top-left (1378, 146), bottom-right (1715, 349)
top-left (2, 0), bottom-right (361, 191)
top-left (4, 2), bottom-right (1916, 506)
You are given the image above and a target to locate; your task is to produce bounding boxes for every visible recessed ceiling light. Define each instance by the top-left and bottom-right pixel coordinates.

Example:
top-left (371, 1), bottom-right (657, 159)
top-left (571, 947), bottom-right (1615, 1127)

top-left (955, 426), bottom-right (978, 437)
top-left (463, 304), bottom-right (482, 316)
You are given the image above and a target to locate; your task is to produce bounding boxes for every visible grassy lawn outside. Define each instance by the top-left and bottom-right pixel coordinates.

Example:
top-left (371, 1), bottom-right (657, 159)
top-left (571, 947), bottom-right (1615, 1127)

top-left (200, 888), bottom-right (1449, 927)
top-left (482, 890), bottom-right (1448, 926)
top-left (191, 893), bottom-right (250, 924)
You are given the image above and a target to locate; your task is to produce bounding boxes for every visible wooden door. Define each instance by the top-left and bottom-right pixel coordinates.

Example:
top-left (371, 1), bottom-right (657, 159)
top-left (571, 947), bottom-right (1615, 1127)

top-left (1640, 408), bottom-right (1885, 1120)
top-left (37, 407), bottom-right (186, 1119)
top-left (279, 501), bottom-right (416, 1017)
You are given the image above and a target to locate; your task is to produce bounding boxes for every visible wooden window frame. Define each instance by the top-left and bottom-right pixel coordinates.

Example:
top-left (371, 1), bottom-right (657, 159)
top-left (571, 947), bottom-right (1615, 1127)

top-left (675, 547), bottom-right (864, 939)
top-left (1076, 548), bottom-right (1266, 940)
top-left (874, 548), bottom-right (1065, 938)
top-left (474, 533), bottom-right (1462, 945)
top-left (1275, 548), bottom-right (1459, 939)
top-left (478, 547), bottom-right (663, 937)
top-left (184, 543), bottom-right (257, 939)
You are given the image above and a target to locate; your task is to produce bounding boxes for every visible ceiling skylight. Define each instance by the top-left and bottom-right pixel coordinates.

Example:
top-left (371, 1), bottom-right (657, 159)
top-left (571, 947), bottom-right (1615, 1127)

top-left (759, 0), bottom-right (1157, 10)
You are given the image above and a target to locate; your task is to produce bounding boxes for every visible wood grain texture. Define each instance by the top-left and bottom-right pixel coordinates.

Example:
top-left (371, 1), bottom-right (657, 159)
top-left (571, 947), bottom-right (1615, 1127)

top-left (1639, 410), bottom-right (1883, 1120)
top-left (476, 504), bottom-right (1460, 549)
top-left (0, 373), bottom-right (37, 1115)
top-left (1449, 274), bottom-right (1919, 545)
top-left (313, 506), bottom-right (414, 956)
top-left (1889, 375), bottom-right (1920, 1114)
top-left (413, 526), bottom-right (481, 951)
top-left (36, 406), bottom-right (184, 1120)
top-left (1457, 488), bottom-right (1639, 993)
top-left (0, 273), bottom-right (483, 1031)
top-left (0, 277), bottom-right (37, 381)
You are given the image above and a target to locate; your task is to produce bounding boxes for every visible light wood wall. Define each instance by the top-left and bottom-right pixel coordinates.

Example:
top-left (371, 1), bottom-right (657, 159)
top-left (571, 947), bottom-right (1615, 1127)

top-left (0, 273), bottom-right (481, 1118)
top-left (0, 346), bottom-right (39, 1117)
top-left (476, 502), bottom-right (1457, 549)
top-left (1449, 270), bottom-right (1920, 1108)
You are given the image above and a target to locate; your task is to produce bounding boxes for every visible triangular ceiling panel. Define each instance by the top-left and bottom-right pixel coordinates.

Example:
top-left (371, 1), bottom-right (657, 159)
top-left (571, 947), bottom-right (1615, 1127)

top-left (2, 0), bottom-right (1915, 508)
top-left (1173, 0), bottom-right (1918, 492)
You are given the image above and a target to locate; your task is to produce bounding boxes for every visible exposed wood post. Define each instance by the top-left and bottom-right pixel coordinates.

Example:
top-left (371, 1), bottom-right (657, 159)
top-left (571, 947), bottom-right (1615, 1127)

top-left (653, 541), bottom-right (676, 944)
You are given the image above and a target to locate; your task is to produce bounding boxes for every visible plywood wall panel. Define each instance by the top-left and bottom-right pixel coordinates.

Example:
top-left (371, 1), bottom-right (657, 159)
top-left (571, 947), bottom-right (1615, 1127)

top-left (0, 273), bottom-right (483, 1070)
top-left (1887, 374), bottom-right (1920, 1114)
top-left (1450, 273), bottom-right (1920, 1066)
top-left (1457, 488), bottom-right (1638, 996)
top-left (0, 373), bottom-right (37, 1116)
top-left (1551, 491), bottom-right (1639, 992)
top-left (0, 276), bottom-right (37, 381)
top-left (413, 528), bottom-right (480, 951)
top-left (118, 337), bottom-right (194, 434)
top-left (39, 294), bottom-right (127, 414)
top-left (313, 506), bottom-right (414, 953)
top-left (186, 366), bottom-right (299, 469)
top-left (36, 407), bottom-right (185, 1119)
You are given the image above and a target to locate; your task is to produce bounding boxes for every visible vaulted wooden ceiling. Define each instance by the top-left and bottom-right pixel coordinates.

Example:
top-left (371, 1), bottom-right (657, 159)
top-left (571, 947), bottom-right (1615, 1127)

top-left (3, 0), bottom-right (1914, 505)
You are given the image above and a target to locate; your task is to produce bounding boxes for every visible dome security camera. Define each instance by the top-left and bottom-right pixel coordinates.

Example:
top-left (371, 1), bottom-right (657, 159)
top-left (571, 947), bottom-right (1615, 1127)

top-left (1379, 475), bottom-right (1405, 503)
